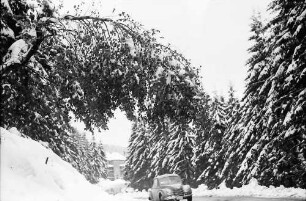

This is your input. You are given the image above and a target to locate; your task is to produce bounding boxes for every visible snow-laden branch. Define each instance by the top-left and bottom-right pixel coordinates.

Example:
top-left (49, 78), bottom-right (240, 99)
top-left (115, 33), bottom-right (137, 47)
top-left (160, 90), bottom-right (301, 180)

top-left (62, 15), bottom-right (113, 22)
top-left (2, 39), bottom-right (29, 67)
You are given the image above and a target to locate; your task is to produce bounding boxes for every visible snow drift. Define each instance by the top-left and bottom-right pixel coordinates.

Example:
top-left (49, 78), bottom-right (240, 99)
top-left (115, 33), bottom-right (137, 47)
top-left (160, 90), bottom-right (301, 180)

top-left (0, 127), bottom-right (137, 201)
top-left (97, 179), bottom-right (129, 194)
top-left (193, 179), bottom-right (306, 199)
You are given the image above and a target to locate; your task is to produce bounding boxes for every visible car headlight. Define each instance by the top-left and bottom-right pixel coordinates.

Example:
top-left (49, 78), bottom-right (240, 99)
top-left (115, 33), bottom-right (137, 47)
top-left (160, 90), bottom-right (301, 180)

top-left (164, 188), bottom-right (173, 195)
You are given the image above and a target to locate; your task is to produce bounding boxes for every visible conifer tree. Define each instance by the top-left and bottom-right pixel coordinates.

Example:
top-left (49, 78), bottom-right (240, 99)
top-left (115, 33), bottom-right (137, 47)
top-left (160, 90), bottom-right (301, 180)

top-left (225, 85), bottom-right (240, 127)
top-left (167, 121), bottom-right (196, 185)
top-left (210, 94), bottom-right (227, 134)
top-left (192, 94), bottom-right (215, 187)
top-left (86, 138), bottom-right (107, 184)
top-left (255, 0), bottom-right (306, 188)
top-left (125, 120), bottom-right (152, 190)
top-left (148, 119), bottom-right (172, 177)
top-left (196, 94), bottom-right (228, 188)
top-left (219, 1), bottom-right (306, 188)
top-left (65, 128), bottom-right (107, 184)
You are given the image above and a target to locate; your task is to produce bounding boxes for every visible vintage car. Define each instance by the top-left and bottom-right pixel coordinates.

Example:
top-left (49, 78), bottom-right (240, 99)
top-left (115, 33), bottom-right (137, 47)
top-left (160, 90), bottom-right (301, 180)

top-left (148, 174), bottom-right (192, 201)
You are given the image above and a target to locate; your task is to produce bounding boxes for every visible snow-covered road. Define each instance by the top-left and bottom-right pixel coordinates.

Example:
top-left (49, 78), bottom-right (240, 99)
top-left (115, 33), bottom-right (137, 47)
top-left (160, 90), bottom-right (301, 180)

top-left (192, 196), bottom-right (305, 201)
top-left (135, 197), bottom-right (305, 201)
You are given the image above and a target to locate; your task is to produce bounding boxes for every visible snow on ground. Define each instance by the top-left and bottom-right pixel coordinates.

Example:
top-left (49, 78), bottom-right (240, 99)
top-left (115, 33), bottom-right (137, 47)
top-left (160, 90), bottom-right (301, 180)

top-left (1, 127), bottom-right (305, 201)
top-left (192, 179), bottom-right (306, 199)
top-left (96, 178), bottom-right (306, 200)
top-left (97, 179), bottom-right (149, 199)
top-left (0, 127), bottom-right (138, 201)
top-left (97, 179), bottom-right (130, 194)
top-left (119, 189), bottom-right (149, 200)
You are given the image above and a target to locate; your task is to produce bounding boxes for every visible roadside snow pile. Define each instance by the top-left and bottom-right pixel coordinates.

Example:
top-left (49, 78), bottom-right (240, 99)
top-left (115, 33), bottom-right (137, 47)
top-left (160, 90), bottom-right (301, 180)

top-left (97, 179), bottom-right (129, 194)
top-left (193, 178), bottom-right (306, 199)
top-left (97, 179), bottom-right (148, 199)
top-left (0, 127), bottom-right (138, 201)
top-left (121, 189), bottom-right (149, 199)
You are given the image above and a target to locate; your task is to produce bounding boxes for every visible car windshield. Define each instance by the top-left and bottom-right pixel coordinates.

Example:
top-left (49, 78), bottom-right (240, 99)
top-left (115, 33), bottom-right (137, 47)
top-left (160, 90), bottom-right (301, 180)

top-left (159, 176), bottom-right (182, 186)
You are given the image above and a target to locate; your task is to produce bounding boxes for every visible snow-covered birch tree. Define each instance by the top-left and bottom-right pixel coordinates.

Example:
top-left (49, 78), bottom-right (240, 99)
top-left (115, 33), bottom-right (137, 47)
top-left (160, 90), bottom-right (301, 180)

top-left (1, 0), bottom-right (203, 169)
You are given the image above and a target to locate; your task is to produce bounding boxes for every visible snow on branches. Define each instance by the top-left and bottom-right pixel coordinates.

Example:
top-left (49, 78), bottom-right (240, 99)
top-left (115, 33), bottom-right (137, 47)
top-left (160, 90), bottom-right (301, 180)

top-left (1, 0), bottom-right (204, 186)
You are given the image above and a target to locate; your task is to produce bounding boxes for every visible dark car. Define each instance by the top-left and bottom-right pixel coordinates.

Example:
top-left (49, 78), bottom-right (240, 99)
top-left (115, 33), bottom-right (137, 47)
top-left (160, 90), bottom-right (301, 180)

top-left (148, 174), bottom-right (192, 201)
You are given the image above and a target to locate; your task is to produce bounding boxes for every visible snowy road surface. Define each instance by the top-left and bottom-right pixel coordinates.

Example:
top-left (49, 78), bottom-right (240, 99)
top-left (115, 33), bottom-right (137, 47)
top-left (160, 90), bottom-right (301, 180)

top-left (136, 197), bottom-right (305, 201)
top-left (192, 196), bottom-right (305, 201)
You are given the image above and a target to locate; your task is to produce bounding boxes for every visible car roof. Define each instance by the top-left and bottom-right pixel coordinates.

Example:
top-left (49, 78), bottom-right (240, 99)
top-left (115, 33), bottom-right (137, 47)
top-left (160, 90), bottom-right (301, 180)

top-left (155, 174), bottom-right (180, 179)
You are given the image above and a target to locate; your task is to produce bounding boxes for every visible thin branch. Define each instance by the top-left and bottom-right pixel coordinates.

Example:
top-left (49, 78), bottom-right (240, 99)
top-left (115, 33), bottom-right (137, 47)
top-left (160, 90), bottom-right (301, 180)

top-left (102, 21), bottom-right (112, 40)
top-left (62, 15), bottom-right (113, 22)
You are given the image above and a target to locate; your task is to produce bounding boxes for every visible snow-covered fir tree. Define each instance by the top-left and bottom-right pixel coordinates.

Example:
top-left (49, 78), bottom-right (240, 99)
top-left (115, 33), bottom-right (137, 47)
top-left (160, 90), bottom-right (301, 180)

top-left (87, 136), bottom-right (107, 184)
top-left (219, 0), bottom-right (306, 188)
top-left (167, 121), bottom-right (196, 185)
top-left (224, 85), bottom-right (240, 127)
top-left (220, 13), bottom-right (270, 187)
top-left (68, 129), bottom-right (88, 174)
top-left (148, 119), bottom-right (172, 177)
top-left (210, 94), bottom-right (227, 134)
top-left (192, 93), bottom-right (215, 186)
top-left (255, 0), bottom-right (306, 188)
top-left (195, 94), bottom-right (228, 188)
top-left (68, 129), bottom-right (106, 184)
top-left (125, 120), bottom-right (152, 190)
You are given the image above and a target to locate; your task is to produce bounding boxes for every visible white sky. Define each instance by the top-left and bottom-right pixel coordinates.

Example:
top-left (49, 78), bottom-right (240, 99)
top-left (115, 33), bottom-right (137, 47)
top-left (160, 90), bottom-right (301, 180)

top-left (63, 0), bottom-right (270, 147)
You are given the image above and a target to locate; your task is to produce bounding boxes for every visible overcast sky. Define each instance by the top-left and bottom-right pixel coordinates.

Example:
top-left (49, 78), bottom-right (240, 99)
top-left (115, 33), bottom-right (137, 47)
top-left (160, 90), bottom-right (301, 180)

top-left (65, 0), bottom-right (270, 147)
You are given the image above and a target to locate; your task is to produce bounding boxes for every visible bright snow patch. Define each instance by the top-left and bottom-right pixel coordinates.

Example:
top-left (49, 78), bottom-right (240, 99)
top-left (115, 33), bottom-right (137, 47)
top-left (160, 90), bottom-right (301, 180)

top-left (2, 39), bottom-right (28, 67)
top-left (192, 178), bottom-right (306, 199)
top-left (0, 127), bottom-right (137, 201)
top-left (97, 180), bottom-right (148, 199)
top-left (97, 179), bottom-right (129, 194)
top-left (98, 178), bottom-right (306, 200)
top-left (1, 0), bottom-right (13, 13)
top-left (155, 65), bottom-right (164, 78)
top-left (125, 37), bottom-right (136, 57)
top-left (1, 26), bottom-right (15, 38)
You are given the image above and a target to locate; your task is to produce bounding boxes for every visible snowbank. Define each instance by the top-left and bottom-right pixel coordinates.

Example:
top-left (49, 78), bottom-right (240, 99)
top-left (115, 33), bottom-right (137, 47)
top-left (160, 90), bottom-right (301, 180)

top-left (97, 179), bottom-right (149, 198)
top-left (0, 127), bottom-right (138, 201)
top-left (97, 179), bottom-right (129, 194)
top-left (120, 190), bottom-right (149, 199)
top-left (192, 179), bottom-right (306, 199)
